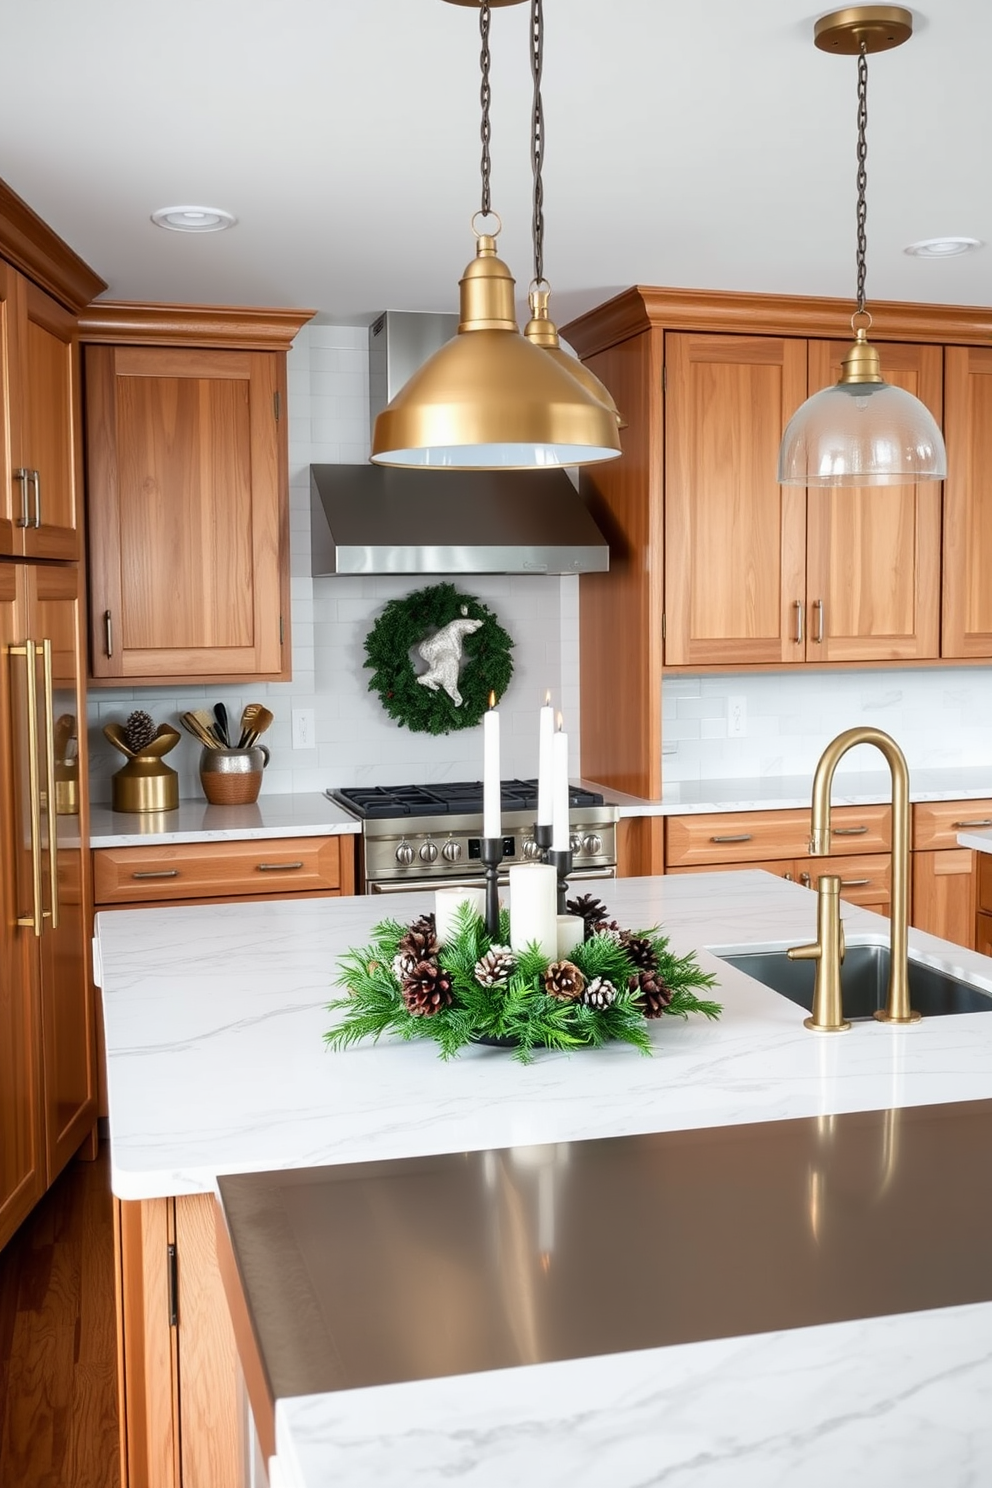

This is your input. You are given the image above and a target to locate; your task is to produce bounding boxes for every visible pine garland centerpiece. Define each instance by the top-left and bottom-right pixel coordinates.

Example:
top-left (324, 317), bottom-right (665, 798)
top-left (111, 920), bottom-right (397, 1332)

top-left (325, 894), bottom-right (721, 1064)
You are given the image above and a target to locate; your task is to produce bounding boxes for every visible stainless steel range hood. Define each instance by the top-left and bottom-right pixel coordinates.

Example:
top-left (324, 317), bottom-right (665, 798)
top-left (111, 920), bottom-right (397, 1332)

top-left (309, 310), bottom-right (610, 577)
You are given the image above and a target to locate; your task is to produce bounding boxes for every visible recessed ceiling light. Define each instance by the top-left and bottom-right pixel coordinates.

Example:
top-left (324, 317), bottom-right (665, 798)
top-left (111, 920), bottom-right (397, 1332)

top-left (903, 237), bottom-right (983, 258)
top-left (151, 205), bottom-right (237, 233)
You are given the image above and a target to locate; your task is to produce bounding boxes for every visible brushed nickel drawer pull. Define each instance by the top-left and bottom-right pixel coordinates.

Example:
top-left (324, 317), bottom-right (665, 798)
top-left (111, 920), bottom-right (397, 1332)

top-left (954, 819), bottom-right (992, 829)
top-left (257, 861), bottom-right (305, 872)
top-left (131, 869), bottom-right (180, 879)
top-left (812, 598), bottom-right (824, 644)
top-left (104, 609), bottom-right (113, 658)
top-left (794, 599), bottom-right (804, 645)
top-left (710, 833), bottom-right (753, 843)
top-left (14, 468), bottom-right (31, 528)
top-left (839, 878), bottom-right (871, 887)
top-left (832, 824), bottom-right (868, 836)
top-left (28, 469), bottom-right (41, 528)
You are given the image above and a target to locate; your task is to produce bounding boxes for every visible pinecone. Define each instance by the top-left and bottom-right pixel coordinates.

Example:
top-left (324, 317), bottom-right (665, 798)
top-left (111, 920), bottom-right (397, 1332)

top-left (400, 960), bottom-right (454, 1017)
top-left (543, 959), bottom-right (586, 1001)
top-left (123, 709), bottom-right (156, 754)
top-left (474, 944), bottom-right (515, 987)
top-left (392, 952), bottom-right (418, 982)
top-left (565, 893), bottom-right (608, 937)
top-left (630, 969), bottom-right (673, 1019)
top-left (593, 918), bottom-right (624, 945)
top-left (397, 914), bottom-right (439, 962)
top-left (622, 932), bottom-right (658, 972)
top-left (581, 976), bottom-right (617, 1009)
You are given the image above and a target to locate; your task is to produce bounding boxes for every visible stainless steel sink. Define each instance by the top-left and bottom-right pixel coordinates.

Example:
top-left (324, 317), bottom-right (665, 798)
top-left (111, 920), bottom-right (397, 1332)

top-left (717, 944), bottom-right (992, 1018)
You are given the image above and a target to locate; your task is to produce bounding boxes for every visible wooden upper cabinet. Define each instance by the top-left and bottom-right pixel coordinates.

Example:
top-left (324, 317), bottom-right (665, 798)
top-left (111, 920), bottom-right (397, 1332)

top-left (1, 264), bottom-right (81, 561)
top-left (86, 343), bottom-right (291, 684)
top-left (804, 340), bottom-right (942, 663)
top-left (664, 332), bottom-right (808, 666)
top-left (942, 347), bottom-right (992, 658)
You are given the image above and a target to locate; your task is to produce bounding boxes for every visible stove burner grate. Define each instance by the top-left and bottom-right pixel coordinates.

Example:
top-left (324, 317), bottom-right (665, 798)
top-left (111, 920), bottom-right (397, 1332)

top-left (330, 779), bottom-right (604, 820)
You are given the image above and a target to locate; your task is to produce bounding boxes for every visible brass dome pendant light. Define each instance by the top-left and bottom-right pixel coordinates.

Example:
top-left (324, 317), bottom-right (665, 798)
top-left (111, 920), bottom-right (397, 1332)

top-left (370, 0), bottom-right (621, 470)
top-left (778, 6), bottom-right (946, 487)
top-left (521, 0), bottom-right (624, 429)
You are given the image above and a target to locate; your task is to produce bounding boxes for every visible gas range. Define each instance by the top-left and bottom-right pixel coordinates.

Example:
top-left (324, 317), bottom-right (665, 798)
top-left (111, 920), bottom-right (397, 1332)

top-left (327, 780), bottom-right (619, 894)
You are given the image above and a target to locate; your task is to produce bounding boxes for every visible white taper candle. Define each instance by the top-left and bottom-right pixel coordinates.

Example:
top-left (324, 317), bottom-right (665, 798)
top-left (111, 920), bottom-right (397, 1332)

top-left (537, 692), bottom-right (554, 826)
top-left (483, 694), bottom-right (501, 839)
top-left (551, 715), bottom-right (569, 852)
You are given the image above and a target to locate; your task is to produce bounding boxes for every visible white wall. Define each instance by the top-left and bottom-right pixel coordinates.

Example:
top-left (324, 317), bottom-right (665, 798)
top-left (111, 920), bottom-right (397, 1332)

top-left (663, 667), bottom-right (992, 782)
top-left (86, 323), bottom-right (581, 804)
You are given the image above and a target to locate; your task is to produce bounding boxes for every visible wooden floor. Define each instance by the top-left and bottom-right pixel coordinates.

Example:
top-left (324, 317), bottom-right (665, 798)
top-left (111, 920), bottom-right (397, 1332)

top-left (0, 1144), bottom-right (120, 1488)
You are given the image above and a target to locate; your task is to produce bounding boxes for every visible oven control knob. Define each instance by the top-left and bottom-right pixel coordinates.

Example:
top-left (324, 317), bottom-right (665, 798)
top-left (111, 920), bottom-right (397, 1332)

top-left (582, 833), bottom-right (603, 856)
top-left (522, 837), bottom-right (543, 860)
top-left (441, 840), bottom-right (461, 862)
top-left (395, 842), bottom-right (415, 866)
top-left (570, 833), bottom-right (583, 854)
top-left (419, 840), bottom-right (439, 863)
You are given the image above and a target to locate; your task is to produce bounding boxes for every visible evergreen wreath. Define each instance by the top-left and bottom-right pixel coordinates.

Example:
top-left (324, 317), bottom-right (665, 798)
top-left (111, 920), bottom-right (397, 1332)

top-left (325, 896), bottom-right (721, 1065)
top-left (364, 582), bottom-right (514, 735)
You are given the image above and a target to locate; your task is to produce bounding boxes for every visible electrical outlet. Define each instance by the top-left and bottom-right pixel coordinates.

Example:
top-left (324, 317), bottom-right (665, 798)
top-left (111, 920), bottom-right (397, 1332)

top-left (292, 708), bottom-right (316, 750)
top-left (727, 695), bottom-right (747, 738)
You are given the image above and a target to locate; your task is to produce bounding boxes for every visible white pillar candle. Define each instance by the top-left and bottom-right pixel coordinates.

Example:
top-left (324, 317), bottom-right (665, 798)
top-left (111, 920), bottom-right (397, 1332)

top-left (556, 914), bottom-right (585, 959)
top-left (508, 863), bottom-right (558, 960)
top-left (551, 716), bottom-right (569, 852)
top-left (435, 885), bottom-right (487, 946)
top-left (537, 692), bottom-right (554, 826)
top-left (483, 696), bottom-right (501, 840)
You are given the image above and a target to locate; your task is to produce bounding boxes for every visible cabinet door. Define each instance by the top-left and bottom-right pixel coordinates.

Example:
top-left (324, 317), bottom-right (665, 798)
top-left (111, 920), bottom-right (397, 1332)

top-left (943, 347), bottom-right (992, 657)
top-left (26, 562), bottom-right (97, 1178)
top-left (911, 848), bottom-right (976, 950)
top-left (664, 332), bottom-right (807, 666)
top-left (0, 265), bottom-right (15, 555)
top-left (805, 341), bottom-right (941, 663)
top-left (0, 563), bottom-right (46, 1249)
top-left (6, 272), bottom-right (80, 561)
top-left (87, 344), bottom-right (289, 684)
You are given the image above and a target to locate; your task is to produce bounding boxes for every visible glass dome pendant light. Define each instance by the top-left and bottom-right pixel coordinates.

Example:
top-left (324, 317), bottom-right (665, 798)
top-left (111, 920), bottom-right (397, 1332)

top-left (371, 0), bottom-right (621, 470)
top-left (778, 7), bottom-right (946, 487)
top-left (520, 0), bottom-right (625, 430)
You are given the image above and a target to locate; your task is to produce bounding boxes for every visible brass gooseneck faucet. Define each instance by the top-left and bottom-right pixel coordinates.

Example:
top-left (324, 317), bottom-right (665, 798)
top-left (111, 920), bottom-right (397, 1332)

top-left (788, 727), bottom-right (919, 1031)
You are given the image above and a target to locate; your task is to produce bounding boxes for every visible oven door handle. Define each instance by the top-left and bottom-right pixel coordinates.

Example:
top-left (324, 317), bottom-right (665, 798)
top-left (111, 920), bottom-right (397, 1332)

top-left (368, 866), bottom-right (617, 894)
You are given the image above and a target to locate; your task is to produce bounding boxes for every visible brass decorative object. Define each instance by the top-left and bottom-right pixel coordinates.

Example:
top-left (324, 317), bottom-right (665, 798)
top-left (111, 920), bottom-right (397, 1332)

top-left (778, 6), bottom-right (946, 487)
top-left (104, 720), bottom-right (181, 813)
top-left (371, 1), bottom-right (621, 469)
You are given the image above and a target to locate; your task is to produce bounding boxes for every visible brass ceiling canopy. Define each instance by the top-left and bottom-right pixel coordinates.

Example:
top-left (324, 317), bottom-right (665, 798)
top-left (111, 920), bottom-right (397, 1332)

top-left (813, 5), bottom-right (913, 54)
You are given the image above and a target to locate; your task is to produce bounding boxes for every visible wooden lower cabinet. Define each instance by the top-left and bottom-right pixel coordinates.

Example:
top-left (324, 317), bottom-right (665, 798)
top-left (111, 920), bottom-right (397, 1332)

top-left (115, 1193), bottom-right (244, 1488)
top-left (93, 833), bottom-right (356, 910)
top-left (910, 800), bottom-right (992, 950)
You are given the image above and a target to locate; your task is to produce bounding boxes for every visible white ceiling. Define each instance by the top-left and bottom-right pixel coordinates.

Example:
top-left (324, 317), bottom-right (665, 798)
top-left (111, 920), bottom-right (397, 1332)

top-left (2, 1), bottom-right (990, 327)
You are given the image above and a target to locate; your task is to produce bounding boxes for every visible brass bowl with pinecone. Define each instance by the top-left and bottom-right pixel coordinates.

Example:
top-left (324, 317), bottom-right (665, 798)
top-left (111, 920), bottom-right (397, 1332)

top-left (104, 713), bottom-right (181, 813)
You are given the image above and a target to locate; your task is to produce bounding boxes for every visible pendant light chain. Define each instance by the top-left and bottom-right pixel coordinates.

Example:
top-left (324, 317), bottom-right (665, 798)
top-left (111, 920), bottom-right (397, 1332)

top-left (855, 41), bottom-right (869, 317)
top-left (479, 1), bottom-right (493, 218)
top-left (530, 0), bottom-right (545, 286)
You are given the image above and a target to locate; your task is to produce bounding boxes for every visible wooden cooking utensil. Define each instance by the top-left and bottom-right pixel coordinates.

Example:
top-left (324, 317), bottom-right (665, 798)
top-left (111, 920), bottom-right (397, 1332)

top-left (180, 711), bottom-right (222, 749)
top-left (237, 703), bottom-right (262, 748)
top-left (241, 705), bottom-right (274, 749)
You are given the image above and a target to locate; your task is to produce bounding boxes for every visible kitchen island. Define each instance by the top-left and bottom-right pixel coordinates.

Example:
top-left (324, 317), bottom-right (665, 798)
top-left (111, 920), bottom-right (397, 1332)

top-left (95, 873), bottom-right (992, 1487)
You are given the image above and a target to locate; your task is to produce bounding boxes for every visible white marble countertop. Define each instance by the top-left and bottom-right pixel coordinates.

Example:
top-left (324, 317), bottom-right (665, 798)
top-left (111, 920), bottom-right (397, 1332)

top-left (587, 765), bottom-right (992, 817)
top-left (95, 874), bottom-right (992, 1487)
top-left (88, 791), bottom-right (360, 847)
top-left (958, 825), bottom-right (992, 855)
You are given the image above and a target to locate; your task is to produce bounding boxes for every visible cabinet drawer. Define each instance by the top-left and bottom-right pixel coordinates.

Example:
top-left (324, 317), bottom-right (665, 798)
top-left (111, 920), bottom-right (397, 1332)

top-left (912, 799), bottom-right (992, 850)
top-left (794, 854), bottom-right (891, 910)
top-left (93, 837), bottom-right (344, 904)
top-left (665, 805), bottom-right (890, 867)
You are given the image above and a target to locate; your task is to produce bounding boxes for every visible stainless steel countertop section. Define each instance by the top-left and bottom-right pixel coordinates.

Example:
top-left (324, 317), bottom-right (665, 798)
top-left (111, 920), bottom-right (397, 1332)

top-left (217, 1098), bottom-right (992, 1412)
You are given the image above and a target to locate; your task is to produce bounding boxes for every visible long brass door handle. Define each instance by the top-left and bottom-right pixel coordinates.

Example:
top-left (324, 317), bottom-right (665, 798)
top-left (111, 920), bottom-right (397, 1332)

top-left (12, 640), bottom-right (44, 935)
top-left (41, 639), bottom-right (59, 929)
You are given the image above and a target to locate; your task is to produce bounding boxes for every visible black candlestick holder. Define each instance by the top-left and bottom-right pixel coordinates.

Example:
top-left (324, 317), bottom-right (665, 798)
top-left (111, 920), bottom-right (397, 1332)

top-left (533, 821), bottom-right (553, 862)
top-left (547, 847), bottom-right (573, 914)
top-left (479, 836), bottom-right (505, 939)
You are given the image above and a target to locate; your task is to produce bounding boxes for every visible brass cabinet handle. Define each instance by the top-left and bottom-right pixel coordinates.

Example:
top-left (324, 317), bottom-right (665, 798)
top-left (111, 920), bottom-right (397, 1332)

top-left (710, 833), bottom-right (752, 843)
top-left (104, 610), bottom-right (113, 657)
top-left (41, 639), bottom-right (59, 929)
top-left (131, 869), bottom-right (180, 879)
top-left (794, 599), bottom-right (804, 645)
top-left (28, 469), bottom-right (41, 528)
top-left (832, 824), bottom-right (868, 836)
top-left (256, 861), bottom-right (305, 872)
top-left (954, 819), bottom-right (992, 829)
top-left (812, 598), bottom-right (824, 644)
top-left (839, 878), bottom-right (871, 887)
top-left (14, 468), bottom-right (31, 528)
top-left (12, 640), bottom-right (44, 935)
